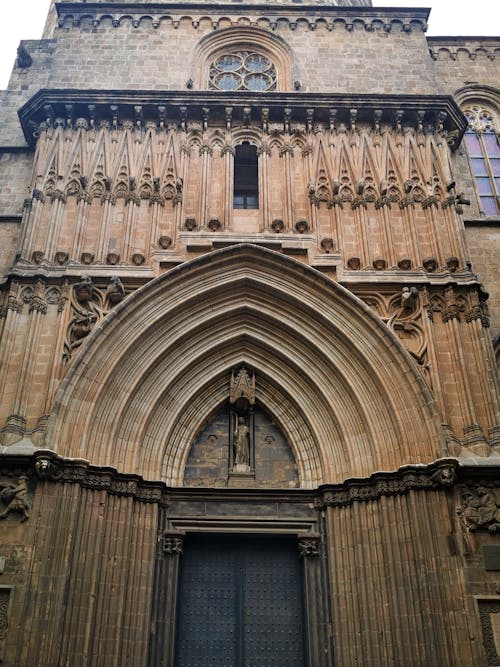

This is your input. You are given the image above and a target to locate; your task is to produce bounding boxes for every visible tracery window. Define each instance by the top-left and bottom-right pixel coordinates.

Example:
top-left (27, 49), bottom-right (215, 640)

top-left (464, 105), bottom-right (500, 216)
top-left (209, 51), bottom-right (277, 92)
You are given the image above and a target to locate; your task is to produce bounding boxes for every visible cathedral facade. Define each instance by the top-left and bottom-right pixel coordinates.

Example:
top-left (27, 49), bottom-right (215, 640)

top-left (0, 0), bottom-right (499, 664)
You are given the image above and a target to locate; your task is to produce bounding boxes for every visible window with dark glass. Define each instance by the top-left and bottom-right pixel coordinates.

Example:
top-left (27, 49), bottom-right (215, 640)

top-left (464, 105), bottom-right (500, 216)
top-left (234, 143), bottom-right (258, 209)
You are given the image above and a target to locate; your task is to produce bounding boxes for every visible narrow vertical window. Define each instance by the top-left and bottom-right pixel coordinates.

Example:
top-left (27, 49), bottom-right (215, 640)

top-left (464, 105), bottom-right (500, 216)
top-left (234, 142), bottom-right (258, 209)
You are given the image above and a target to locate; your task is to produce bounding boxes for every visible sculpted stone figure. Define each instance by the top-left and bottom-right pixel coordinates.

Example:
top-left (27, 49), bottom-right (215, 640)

top-left (0, 476), bottom-right (30, 522)
top-left (401, 286), bottom-right (418, 311)
top-left (458, 484), bottom-right (500, 533)
top-left (234, 416), bottom-right (250, 467)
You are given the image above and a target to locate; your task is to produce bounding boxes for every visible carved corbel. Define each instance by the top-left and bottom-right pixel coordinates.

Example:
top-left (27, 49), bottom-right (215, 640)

top-left (106, 277), bottom-right (125, 304)
top-left (162, 532), bottom-right (184, 557)
top-left (442, 286), bottom-right (460, 323)
top-left (261, 107), bottom-right (269, 133)
top-left (30, 280), bottom-right (48, 315)
top-left (298, 534), bottom-right (321, 559)
top-left (284, 108), bottom-right (292, 134)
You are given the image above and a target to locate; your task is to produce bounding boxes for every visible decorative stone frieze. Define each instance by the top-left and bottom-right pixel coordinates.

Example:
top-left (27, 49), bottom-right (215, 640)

top-left (0, 453), bottom-right (458, 509)
top-left (422, 286), bottom-right (489, 328)
top-left (18, 91), bottom-right (467, 150)
top-left (54, 4), bottom-right (428, 35)
top-left (316, 460), bottom-right (459, 509)
top-left (429, 38), bottom-right (500, 62)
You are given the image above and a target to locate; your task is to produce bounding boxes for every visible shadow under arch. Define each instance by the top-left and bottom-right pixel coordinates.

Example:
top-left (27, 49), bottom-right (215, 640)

top-left (46, 244), bottom-right (443, 487)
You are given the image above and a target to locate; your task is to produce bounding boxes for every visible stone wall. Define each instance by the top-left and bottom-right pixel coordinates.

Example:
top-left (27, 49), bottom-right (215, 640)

top-left (465, 221), bottom-right (500, 340)
top-left (429, 38), bottom-right (500, 94)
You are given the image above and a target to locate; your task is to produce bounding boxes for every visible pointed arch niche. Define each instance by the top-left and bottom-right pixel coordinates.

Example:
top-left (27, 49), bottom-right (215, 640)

top-left (193, 26), bottom-right (294, 91)
top-left (46, 245), bottom-right (442, 488)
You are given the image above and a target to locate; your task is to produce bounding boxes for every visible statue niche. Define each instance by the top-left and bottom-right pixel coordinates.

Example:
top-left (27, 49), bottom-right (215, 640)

top-left (229, 366), bottom-right (255, 483)
top-left (183, 367), bottom-right (299, 488)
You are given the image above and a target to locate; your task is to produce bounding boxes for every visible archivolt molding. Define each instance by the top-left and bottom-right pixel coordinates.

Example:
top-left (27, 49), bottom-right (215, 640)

top-left (45, 245), bottom-right (442, 487)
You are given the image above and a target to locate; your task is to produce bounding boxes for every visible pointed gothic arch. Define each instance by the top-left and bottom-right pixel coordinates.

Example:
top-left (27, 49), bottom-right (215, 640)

top-left (46, 245), bottom-right (442, 486)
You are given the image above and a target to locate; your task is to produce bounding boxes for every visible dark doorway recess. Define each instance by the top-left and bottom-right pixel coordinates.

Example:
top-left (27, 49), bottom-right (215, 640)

top-left (175, 534), bottom-right (306, 667)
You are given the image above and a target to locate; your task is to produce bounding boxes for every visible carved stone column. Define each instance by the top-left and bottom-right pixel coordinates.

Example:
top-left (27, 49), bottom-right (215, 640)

top-left (281, 140), bottom-right (294, 230)
top-left (298, 532), bottom-right (334, 667)
top-left (199, 142), bottom-right (212, 228)
top-left (222, 143), bottom-right (234, 231)
top-left (1, 280), bottom-right (48, 445)
top-left (148, 530), bottom-right (185, 667)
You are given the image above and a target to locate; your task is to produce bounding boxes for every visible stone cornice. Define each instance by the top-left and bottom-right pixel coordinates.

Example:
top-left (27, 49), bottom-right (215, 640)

top-left (0, 452), bottom-right (469, 507)
top-left (428, 36), bottom-right (500, 46)
top-left (18, 89), bottom-right (467, 149)
top-left (428, 37), bottom-right (500, 62)
top-left (55, 2), bottom-right (429, 32)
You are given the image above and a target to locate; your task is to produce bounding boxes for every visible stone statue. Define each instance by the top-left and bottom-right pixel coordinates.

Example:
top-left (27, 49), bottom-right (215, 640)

top-left (0, 476), bottom-right (30, 522)
top-left (401, 286), bottom-right (418, 311)
top-left (106, 276), bottom-right (125, 304)
top-left (234, 415), bottom-right (250, 467)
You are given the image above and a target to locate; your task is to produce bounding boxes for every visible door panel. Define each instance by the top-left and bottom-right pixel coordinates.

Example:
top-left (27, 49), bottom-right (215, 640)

top-left (175, 535), bottom-right (305, 667)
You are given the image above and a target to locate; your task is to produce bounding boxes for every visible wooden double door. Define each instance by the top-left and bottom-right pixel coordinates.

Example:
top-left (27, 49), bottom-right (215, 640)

top-left (175, 534), bottom-right (306, 667)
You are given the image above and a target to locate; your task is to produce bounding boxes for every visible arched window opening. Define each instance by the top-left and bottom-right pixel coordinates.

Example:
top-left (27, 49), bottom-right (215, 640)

top-left (234, 142), bottom-right (258, 210)
top-left (209, 51), bottom-right (277, 92)
top-left (464, 105), bottom-right (500, 216)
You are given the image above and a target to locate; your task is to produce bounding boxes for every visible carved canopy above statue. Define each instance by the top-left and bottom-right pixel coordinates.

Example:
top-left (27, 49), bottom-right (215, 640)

top-left (46, 244), bottom-right (442, 487)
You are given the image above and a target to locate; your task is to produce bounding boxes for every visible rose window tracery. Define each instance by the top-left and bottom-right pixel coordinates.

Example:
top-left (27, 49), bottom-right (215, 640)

top-left (209, 51), bottom-right (277, 92)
